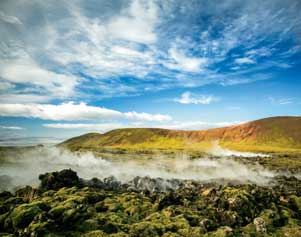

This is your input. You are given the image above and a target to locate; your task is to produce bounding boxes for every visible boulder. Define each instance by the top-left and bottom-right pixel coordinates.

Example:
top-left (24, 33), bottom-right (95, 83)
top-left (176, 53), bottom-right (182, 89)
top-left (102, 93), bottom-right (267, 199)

top-left (10, 203), bottom-right (44, 229)
top-left (39, 169), bottom-right (79, 190)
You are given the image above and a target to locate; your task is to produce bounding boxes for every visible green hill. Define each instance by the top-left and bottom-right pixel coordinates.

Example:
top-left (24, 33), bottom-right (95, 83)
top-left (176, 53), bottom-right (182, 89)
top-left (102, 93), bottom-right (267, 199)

top-left (60, 116), bottom-right (301, 153)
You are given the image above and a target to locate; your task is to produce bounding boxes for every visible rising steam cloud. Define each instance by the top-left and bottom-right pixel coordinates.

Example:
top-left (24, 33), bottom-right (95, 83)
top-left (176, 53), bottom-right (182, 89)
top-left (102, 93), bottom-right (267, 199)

top-left (208, 141), bottom-right (269, 157)
top-left (0, 146), bottom-right (276, 191)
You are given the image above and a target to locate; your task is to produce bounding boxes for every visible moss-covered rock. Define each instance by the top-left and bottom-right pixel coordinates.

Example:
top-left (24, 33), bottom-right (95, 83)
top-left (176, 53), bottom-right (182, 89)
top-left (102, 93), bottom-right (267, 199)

top-left (83, 230), bottom-right (107, 237)
top-left (39, 169), bottom-right (79, 190)
top-left (129, 221), bottom-right (165, 237)
top-left (0, 169), bottom-right (300, 236)
top-left (10, 202), bottom-right (44, 228)
top-left (78, 218), bottom-right (99, 232)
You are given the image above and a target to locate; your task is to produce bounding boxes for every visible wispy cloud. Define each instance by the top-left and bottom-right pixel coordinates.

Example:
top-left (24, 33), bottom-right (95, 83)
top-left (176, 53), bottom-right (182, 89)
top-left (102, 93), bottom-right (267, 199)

top-left (43, 123), bottom-right (124, 132)
top-left (158, 120), bottom-right (243, 130)
top-left (164, 46), bottom-right (208, 73)
top-left (0, 102), bottom-right (171, 122)
top-left (108, 0), bottom-right (158, 44)
top-left (174, 91), bottom-right (219, 105)
top-left (0, 125), bottom-right (24, 130)
top-left (234, 57), bottom-right (256, 65)
top-left (0, 11), bottom-right (22, 25)
top-left (0, 57), bottom-right (78, 98)
top-left (268, 96), bottom-right (293, 105)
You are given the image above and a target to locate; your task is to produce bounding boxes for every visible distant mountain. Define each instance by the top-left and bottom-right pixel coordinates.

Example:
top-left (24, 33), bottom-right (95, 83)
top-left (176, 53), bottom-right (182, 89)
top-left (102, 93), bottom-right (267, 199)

top-left (60, 116), bottom-right (301, 153)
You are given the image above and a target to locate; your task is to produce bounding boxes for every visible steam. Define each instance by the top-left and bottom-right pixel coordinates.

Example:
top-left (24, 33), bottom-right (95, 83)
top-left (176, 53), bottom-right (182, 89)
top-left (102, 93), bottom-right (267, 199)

top-left (0, 146), bottom-right (277, 191)
top-left (208, 141), bottom-right (269, 157)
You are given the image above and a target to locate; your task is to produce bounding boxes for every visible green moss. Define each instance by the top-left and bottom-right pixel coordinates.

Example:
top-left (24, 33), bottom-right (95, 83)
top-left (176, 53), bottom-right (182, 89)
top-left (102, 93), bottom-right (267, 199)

top-left (82, 230), bottom-right (107, 237)
top-left (28, 221), bottom-right (50, 236)
top-left (4, 197), bottom-right (23, 205)
top-left (0, 234), bottom-right (15, 237)
top-left (78, 218), bottom-right (99, 232)
top-left (109, 232), bottom-right (129, 237)
top-left (119, 194), bottom-right (154, 220)
top-left (0, 212), bottom-right (10, 230)
top-left (62, 208), bottom-right (80, 223)
top-left (289, 195), bottom-right (301, 216)
top-left (10, 203), bottom-right (43, 228)
top-left (129, 221), bottom-right (165, 237)
top-left (161, 232), bottom-right (181, 237)
top-left (103, 198), bottom-right (124, 212)
top-left (49, 206), bottom-right (66, 219)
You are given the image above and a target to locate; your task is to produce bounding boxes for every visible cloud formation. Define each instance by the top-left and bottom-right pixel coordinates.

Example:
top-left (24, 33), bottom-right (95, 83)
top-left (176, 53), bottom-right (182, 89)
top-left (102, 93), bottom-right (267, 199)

top-left (0, 102), bottom-right (171, 122)
top-left (0, 11), bottom-right (22, 25)
top-left (0, 0), bottom-right (299, 101)
top-left (158, 120), bottom-right (242, 130)
top-left (0, 125), bottom-right (23, 130)
top-left (0, 57), bottom-right (78, 98)
top-left (43, 123), bottom-right (124, 132)
top-left (268, 97), bottom-right (293, 105)
top-left (235, 57), bottom-right (256, 65)
top-left (174, 92), bottom-right (219, 105)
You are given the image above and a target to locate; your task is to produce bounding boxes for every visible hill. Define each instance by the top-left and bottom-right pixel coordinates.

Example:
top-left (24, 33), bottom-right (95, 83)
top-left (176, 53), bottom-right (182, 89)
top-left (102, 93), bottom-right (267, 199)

top-left (60, 116), bottom-right (301, 153)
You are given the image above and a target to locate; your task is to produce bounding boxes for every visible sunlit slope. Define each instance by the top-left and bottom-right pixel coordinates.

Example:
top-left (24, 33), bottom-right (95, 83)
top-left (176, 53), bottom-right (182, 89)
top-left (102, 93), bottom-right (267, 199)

top-left (216, 116), bottom-right (301, 152)
top-left (60, 128), bottom-right (188, 150)
top-left (61, 116), bottom-right (301, 153)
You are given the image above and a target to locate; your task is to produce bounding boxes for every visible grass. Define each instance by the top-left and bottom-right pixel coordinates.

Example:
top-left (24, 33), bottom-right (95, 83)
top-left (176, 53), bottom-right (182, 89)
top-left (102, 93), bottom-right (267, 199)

top-left (220, 141), bottom-right (301, 154)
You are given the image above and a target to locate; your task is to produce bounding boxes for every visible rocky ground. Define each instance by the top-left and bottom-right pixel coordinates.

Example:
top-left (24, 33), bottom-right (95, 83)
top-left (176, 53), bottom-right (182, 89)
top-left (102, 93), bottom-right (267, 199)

top-left (0, 169), bottom-right (301, 236)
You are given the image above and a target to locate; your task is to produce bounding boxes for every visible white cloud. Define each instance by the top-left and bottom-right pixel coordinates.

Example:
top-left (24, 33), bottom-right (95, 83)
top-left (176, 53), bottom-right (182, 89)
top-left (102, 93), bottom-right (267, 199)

top-left (0, 11), bottom-right (22, 25)
top-left (165, 47), bottom-right (208, 73)
top-left (108, 0), bottom-right (158, 44)
top-left (43, 123), bottom-right (124, 132)
top-left (246, 47), bottom-right (272, 57)
top-left (0, 94), bottom-right (52, 103)
top-left (0, 125), bottom-right (24, 130)
top-left (46, 3), bottom-right (157, 82)
top-left (123, 111), bottom-right (171, 122)
top-left (158, 120), bottom-right (243, 130)
top-left (234, 57), bottom-right (256, 64)
top-left (111, 46), bottom-right (146, 58)
top-left (174, 91), bottom-right (219, 105)
top-left (0, 102), bottom-right (172, 122)
top-left (0, 57), bottom-right (78, 98)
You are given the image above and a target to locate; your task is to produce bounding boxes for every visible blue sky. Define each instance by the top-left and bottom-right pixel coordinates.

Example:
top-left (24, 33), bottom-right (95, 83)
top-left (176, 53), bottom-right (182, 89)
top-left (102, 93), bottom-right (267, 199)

top-left (0, 0), bottom-right (300, 144)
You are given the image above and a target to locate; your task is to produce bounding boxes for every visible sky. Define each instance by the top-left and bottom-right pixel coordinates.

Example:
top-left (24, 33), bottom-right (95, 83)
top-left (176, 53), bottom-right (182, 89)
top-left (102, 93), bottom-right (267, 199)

top-left (0, 0), bottom-right (300, 144)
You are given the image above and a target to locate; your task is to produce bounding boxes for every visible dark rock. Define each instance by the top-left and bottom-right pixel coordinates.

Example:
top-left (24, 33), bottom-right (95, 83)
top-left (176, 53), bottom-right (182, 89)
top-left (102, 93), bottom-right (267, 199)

top-left (0, 191), bottom-right (13, 200)
top-left (158, 192), bottom-right (183, 210)
top-left (39, 169), bottom-right (79, 190)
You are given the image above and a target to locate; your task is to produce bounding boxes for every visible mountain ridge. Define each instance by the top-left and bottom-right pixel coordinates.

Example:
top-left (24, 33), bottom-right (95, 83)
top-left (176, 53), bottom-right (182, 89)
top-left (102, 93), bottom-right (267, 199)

top-left (60, 116), bottom-right (301, 153)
